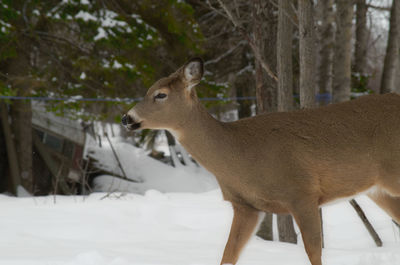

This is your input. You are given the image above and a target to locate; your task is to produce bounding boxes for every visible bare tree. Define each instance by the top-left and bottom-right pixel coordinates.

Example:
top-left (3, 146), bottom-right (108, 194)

top-left (252, 0), bottom-right (277, 241)
top-left (380, 0), bottom-right (400, 94)
top-left (316, 0), bottom-right (335, 105)
top-left (274, 0), bottom-right (297, 244)
top-left (332, 0), bottom-right (354, 103)
top-left (354, 0), bottom-right (368, 75)
top-left (277, 0), bottom-right (294, 112)
top-left (253, 1), bottom-right (277, 113)
top-left (299, 0), bottom-right (316, 108)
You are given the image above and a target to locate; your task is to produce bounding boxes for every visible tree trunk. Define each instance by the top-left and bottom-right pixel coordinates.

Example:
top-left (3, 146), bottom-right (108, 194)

top-left (292, 0), bottom-right (320, 245)
top-left (10, 98), bottom-right (33, 193)
top-left (236, 75), bottom-right (254, 118)
top-left (254, 0), bottom-right (277, 114)
top-left (299, 0), bottom-right (316, 108)
top-left (0, 102), bottom-right (21, 195)
top-left (237, 49), bottom-right (255, 119)
top-left (271, 0), bottom-right (297, 244)
top-left (277, 0), bottom-right (294, 112)
top-left (354, 0), bottom-right (368, 75)
top-left (332, 0), bottom-right (354, 103)
top-left (0, 114), bottom-right (8, 192)
top-left (380, 0), bottom-right (400, 94)
top-left (317, 0), bottom-right (334, 105)
top-left (5, 49), bottom-right (34, 194)
top-left (253, 0), bottom-right (279, 241)
top-left (277, 214), bottom-right (297, 243)
top-left (256, 212), bottom-right (273, 240)
top-left (396, 26), bottom-right (400, 94)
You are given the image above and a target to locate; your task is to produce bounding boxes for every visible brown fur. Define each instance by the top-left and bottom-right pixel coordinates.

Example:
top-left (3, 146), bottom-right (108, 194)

top-left (125, 59), bottom-right (400, 265)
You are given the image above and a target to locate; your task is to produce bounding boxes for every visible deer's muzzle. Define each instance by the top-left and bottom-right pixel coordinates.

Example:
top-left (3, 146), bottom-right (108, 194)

top-left (122, 114), bottom-right (141, 130)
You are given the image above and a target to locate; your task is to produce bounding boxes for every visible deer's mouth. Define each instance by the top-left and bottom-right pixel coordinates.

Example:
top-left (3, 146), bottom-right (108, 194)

top-left (126, 122), bottom-right (141, 131)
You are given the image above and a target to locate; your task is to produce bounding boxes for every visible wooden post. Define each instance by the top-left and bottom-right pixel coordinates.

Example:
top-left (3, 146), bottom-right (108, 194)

top-left (0, 102), bottom-right (20, 195)
top-left (350, 199), bottom-right (383, 247)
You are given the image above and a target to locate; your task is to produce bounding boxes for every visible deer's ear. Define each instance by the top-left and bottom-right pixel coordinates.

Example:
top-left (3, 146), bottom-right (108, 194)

top-left (183, 58), bottom-right (204, 89)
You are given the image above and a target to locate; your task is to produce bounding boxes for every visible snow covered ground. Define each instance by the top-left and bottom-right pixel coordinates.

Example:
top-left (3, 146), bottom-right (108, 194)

top-left (0, 190), bottom-right (399, 265)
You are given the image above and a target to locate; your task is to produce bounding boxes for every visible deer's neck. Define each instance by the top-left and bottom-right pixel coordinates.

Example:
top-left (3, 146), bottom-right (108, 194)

top-left (172, 103), bottom-right (228, 172)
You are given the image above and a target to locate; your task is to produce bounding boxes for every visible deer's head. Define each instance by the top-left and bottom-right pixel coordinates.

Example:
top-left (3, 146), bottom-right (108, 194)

top-left (122, 58), bottom-right (204, 132)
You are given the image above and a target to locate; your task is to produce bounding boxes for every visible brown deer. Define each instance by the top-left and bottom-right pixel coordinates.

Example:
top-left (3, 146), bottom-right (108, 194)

top-left (122, 58), bottom-right (400, 265)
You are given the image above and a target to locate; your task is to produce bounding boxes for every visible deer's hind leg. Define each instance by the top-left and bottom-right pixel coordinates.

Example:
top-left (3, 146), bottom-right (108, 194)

top-left (368, 188), bottom-right (400, 224)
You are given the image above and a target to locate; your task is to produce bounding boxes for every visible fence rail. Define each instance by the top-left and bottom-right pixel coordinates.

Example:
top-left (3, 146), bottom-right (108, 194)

top-left (0, 93), bottom-right (334, 103)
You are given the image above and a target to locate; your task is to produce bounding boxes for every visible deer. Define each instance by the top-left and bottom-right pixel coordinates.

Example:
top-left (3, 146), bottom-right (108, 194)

top-left (121, 58), bottom-right (400, 265)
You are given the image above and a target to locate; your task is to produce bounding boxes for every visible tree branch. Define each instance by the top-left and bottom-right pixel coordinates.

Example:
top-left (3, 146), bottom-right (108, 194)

top-left (204, 40), bottom-right (246, 66)
top-left (34, 31), bottom-right (91, 54)
top-left (216, 0), bottom-right (278, 81)
top-left (366, 4), bottom-right (390, 12)
top-left (268, 0), bottom-right (298, 28)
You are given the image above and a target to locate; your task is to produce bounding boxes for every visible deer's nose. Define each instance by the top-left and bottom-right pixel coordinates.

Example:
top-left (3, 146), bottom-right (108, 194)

top-left (121, 114), bottom-right (133, 126)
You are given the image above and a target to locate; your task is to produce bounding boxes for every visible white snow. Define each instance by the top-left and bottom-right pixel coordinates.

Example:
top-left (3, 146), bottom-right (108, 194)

top-left (112, 61), bottom-right (123, 69)
top-left (94, 27), bottom-right (107, 41)
top-left (86, 137), bottom-right (218, 194)
top-left (75, 10), bottom-right (97, 22)
top-left (99, 10), bottom-right (128, 28)
top-left (0, 191), bottom-right (398, 265)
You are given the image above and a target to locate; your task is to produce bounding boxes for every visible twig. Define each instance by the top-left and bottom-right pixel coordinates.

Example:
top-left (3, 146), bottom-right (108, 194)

top-left (350, 199), bottom-right (382, 247)
top-left (204, 40), bottom-right (246, 66)
top-left (268, 0), bottom-right (298, 28)
top-left (205, 0), bottom-right (229, 20)
top-left (100, 191), bottom-right (127, 200)
top-left (233, 0), bottom-right (240, 19)
top-left (34, 31), bottom-right (91, 54)
top-left (366, 4), bottom-right (390, 11)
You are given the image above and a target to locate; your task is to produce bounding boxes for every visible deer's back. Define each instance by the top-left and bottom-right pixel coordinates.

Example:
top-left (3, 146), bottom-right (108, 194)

top-left (222, 93), bottom-right (400, 207)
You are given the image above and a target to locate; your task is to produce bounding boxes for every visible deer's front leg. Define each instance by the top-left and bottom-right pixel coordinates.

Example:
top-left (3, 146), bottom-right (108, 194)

top-left (220, 203), bottom-right (260, 265)
top-left (291, 203), bottom-right (322, 265)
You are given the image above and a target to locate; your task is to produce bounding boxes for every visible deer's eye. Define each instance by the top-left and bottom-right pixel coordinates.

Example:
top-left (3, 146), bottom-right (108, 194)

top-left (154, 93), bottom-right (167, 100)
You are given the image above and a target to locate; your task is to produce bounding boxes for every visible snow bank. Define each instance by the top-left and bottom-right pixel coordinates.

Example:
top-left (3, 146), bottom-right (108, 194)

top-left (86, 138), bottom-right (218, 194)
top-left (0, 192), bottom-right (398, 265)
